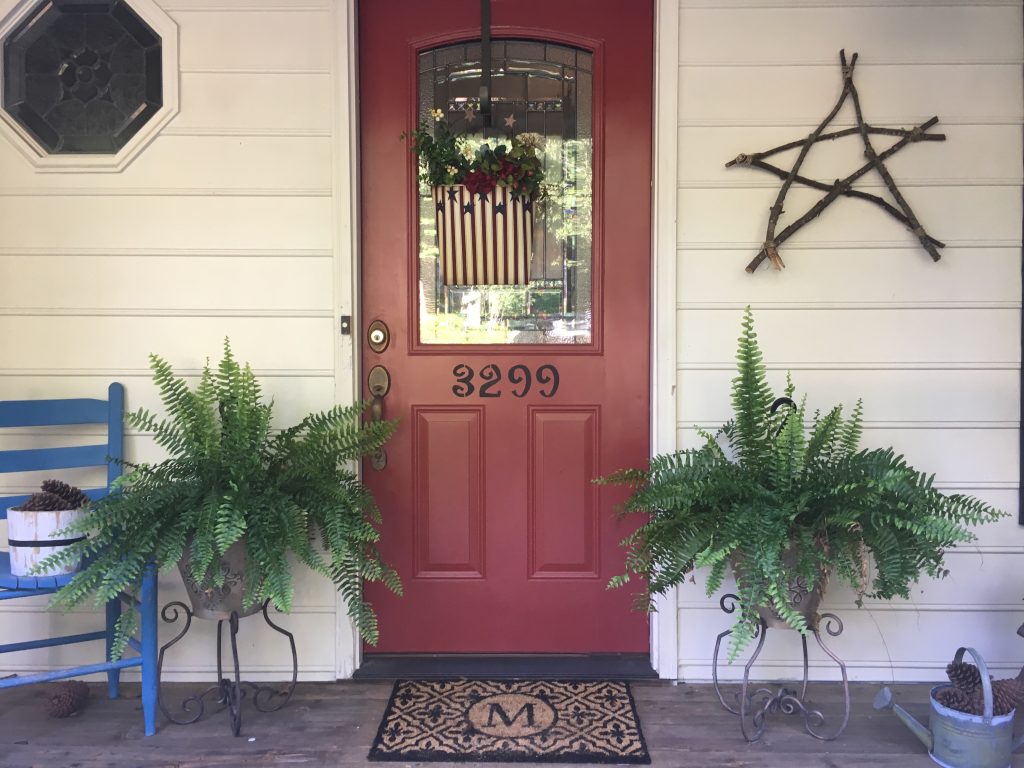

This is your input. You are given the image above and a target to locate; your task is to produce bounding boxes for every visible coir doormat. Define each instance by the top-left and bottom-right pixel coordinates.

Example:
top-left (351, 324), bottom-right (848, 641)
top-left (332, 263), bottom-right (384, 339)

top-left (368, 679), bottom-right (651, 764)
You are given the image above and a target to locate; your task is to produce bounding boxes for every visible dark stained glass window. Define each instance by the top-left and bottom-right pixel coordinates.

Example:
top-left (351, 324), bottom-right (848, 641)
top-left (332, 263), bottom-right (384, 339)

top-left (2, 0), bottom-right (162, 154)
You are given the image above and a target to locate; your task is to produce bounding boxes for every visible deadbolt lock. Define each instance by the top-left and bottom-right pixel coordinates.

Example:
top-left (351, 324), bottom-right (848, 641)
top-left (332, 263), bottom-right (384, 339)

top-left (367, 320), bottom-right (390, 353)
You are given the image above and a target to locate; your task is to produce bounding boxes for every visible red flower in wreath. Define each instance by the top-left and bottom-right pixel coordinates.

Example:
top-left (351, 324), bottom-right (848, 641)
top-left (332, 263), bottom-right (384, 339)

top-left (463, 169), bottom-right (497, 198)
top-left (499, 158), bottom-right (521, 179)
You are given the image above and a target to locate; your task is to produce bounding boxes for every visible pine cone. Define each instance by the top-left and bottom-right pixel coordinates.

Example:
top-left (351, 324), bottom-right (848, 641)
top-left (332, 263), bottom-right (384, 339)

top-left (16, 491), bottom-right (73, 512)
top-left (946, 661), bottom-right (983, 692)
top-left (937, 678), bottom-right (1023, 716)
top-left (992, 678), bottom-right (1024, 716)
top-left (44, 680), bottom-right (89, 718)
top-left (935, 686), bottom-right (975, 714)
top-left (40, 480), bottom-right (89, 509)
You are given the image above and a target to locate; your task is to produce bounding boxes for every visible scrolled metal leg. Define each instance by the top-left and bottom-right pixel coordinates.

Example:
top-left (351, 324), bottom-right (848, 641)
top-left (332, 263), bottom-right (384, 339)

top-left (709, 601), bottom-right (850, 743)
top-left (239, 601), bottom-right (298, 713)
top-left (713, 594), bottom-right (741, 715)
top-left (758, 612), bottom-right (849, 742)
top-left (738, 618), bottom-right (770, 742)
top-left (803, 613), bottom-right (850, 741)
top-left (158, 601), bottom-right (224, 725)
top-left (712, 628), bottom-right (739, 715)
top-left (212, 619), bottom-right (229, 711)
top-left (799, 632), bottom-right (809, 701)
top-left (216, 618), bottom-right (224, 684)
top-left (714, 594), bottom-right (774, 732)
top-left (751, 614), bottom-right (848, 742)
top-left (226, 611), bottom-right (243, 737)
top-left (158, 598), bottom-right (297, 735)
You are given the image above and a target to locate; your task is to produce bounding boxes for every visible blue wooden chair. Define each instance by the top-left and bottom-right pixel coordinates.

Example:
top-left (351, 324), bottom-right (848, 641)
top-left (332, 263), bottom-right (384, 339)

top-left (0, 383), bottom-right (158, 735)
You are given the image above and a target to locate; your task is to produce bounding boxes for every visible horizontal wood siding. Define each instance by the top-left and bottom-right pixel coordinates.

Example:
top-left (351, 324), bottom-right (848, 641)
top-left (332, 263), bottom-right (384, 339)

top-left (674, 0), bottom-right (1023, 681)
top-left (0, 0), bottom-right (341, 681)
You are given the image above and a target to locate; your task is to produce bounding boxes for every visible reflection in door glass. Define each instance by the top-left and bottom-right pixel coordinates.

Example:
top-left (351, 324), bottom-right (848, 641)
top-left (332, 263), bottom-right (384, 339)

top-left (418, 42), bottom-right (593, 345)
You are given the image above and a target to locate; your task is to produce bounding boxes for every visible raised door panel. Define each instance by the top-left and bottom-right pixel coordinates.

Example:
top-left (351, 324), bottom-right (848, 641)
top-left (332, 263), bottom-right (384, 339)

top-left (413, 407), bottom-right (485, 579)
top-left (528, 407), bottom-right (598, 578)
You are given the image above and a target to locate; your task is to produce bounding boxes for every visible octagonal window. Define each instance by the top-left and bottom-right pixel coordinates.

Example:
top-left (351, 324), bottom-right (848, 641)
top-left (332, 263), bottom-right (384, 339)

top-left (2, 0), bottom-right (162, 154)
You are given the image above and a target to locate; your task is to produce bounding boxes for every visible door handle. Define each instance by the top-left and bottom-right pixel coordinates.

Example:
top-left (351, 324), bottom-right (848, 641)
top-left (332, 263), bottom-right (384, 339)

top-left (368, 365), bottom-right (391, 471)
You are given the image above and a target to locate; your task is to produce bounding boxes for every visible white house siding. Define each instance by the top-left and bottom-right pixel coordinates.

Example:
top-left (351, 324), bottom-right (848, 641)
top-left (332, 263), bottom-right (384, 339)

top-left (673, 0), bottom-right (1024, 682)
top-left (0, 0), bottom-right (1021, 687)
top-left (0, 0), bottom-right (348, 682)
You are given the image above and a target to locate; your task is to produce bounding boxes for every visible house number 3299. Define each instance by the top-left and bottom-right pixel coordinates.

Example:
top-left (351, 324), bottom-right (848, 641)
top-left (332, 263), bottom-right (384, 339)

top-left (452, 364), bottom-right (560, 398)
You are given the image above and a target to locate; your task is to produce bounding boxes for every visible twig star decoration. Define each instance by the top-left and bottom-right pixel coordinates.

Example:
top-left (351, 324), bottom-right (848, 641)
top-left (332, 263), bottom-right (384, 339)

top-left (727, 50), bottom-right (946, 273)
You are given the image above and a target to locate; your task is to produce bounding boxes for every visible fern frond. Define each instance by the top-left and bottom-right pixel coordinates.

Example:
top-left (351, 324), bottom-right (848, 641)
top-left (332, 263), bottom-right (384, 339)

top-left (599, 308), bottom-right (1007, 661)
top-left (45, 339), bottom-right (401, 658)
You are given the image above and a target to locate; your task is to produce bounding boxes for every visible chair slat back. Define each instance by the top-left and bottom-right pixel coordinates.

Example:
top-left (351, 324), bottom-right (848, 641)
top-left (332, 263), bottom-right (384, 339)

top-left (0, 398), bottom-right (110, 427)
top-left (0, 384), bottom-right (124, 520)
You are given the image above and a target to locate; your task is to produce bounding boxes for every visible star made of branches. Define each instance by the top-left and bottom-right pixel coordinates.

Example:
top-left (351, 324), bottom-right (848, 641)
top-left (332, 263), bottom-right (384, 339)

top-left (727, 50), bottom-right (946, 273)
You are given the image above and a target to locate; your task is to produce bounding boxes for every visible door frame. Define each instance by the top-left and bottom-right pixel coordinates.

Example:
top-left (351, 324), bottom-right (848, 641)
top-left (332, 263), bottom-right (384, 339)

top-left (333, 0), bottom-right (680, 680)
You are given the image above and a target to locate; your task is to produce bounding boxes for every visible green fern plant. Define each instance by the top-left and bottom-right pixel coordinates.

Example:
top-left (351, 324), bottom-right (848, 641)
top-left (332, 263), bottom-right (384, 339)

top-left (601, 308), bottom-right (1004, 660)
top-left (38, 340), bottom-right (401, 658)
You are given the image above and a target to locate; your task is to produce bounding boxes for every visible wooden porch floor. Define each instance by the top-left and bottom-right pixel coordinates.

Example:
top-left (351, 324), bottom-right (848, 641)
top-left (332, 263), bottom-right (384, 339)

top-left (0, 680), bottom-right (1005, 767)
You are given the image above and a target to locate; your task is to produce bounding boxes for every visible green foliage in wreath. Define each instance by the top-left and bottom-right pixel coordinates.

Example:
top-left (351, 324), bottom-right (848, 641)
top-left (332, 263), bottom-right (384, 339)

top-left (402, 109), bottom-right (546, 199)
top-left (39, 340), bottom-right (401, 659)
top-left (600, 308), bottom-right (1004, 660)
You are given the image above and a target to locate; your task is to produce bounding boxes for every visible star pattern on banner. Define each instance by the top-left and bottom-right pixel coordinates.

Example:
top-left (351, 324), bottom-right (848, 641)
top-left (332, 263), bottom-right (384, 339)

top-left (727, 50), bottom-right (946, 273)
top-left (503, 113), bottom-right (517, 129)
top-left (463, 103), bottom-right (476, 123)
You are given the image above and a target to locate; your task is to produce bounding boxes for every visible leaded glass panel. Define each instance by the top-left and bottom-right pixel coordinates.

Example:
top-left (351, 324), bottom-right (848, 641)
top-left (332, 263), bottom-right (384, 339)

top-left (418, 41), bottom-right (594, 345)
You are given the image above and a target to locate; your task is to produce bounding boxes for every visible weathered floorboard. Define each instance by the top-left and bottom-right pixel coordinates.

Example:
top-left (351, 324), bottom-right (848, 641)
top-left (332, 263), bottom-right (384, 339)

top-left (0, 680), bottom-right (1011, 767)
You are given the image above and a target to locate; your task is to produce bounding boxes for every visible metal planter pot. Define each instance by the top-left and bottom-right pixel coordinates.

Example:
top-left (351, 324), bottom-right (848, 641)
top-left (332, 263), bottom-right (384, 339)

top-left (177, 538), bottom-right (261, 620)
top-left (733, 548), bottom-right (829, 629)
top-left (756, 572), bottom-right (828, 629)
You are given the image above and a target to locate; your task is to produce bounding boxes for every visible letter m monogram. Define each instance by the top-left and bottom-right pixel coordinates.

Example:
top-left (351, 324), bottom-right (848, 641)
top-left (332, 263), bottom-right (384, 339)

top-left (486, 702), bottom-right (535, 728)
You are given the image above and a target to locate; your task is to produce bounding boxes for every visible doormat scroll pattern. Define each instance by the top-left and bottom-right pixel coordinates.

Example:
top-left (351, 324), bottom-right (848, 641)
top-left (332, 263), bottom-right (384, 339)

top-left (368, 679), bottom-right (651, 763)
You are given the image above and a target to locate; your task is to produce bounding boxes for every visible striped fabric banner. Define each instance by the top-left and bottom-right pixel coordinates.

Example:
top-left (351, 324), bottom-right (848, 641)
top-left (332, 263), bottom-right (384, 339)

top-left (433, 184), bottom-right (533, 286)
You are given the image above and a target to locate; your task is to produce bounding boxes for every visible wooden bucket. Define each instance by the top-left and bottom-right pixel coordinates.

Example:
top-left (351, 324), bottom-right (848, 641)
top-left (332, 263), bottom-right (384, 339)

top-left (6, 507), bottom-right (86, 577)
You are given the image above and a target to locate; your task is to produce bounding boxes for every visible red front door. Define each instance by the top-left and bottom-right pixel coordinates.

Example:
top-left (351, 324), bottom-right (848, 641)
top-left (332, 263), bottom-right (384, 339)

top-left (359, 0), bottom-right (653, 653)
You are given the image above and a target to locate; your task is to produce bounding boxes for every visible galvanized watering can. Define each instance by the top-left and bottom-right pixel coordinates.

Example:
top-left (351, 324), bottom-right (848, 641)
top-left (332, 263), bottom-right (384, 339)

top-left (873, 647), bottom-right (1024, 768)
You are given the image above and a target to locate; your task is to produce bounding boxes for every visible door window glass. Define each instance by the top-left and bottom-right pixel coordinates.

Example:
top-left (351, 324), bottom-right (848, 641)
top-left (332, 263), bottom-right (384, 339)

top-left (417, 41), bottom-right (593, 345)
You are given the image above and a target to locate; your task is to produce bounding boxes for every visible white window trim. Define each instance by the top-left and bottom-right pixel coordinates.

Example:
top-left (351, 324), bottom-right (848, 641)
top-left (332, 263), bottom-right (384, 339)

top-left (334, 0), bottom-right (362, 680)
top-left (650, 0), bottom-right (680, 681)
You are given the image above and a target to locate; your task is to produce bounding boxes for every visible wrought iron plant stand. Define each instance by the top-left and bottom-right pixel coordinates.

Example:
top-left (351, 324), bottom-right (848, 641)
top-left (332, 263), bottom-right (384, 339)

top-left (156, 600), bottom-right (298, 736)
top-left (712, 593), bottom-right (850, 742)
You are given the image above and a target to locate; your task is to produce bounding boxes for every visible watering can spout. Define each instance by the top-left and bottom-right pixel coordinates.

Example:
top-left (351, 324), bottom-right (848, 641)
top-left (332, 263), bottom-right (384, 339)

top-left (874, 687), bottom-right (933, 751)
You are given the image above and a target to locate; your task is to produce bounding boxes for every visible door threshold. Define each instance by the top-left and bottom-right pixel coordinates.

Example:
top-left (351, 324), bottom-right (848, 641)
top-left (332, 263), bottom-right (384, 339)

top-left (354, 653), bottom-right (657, 680)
